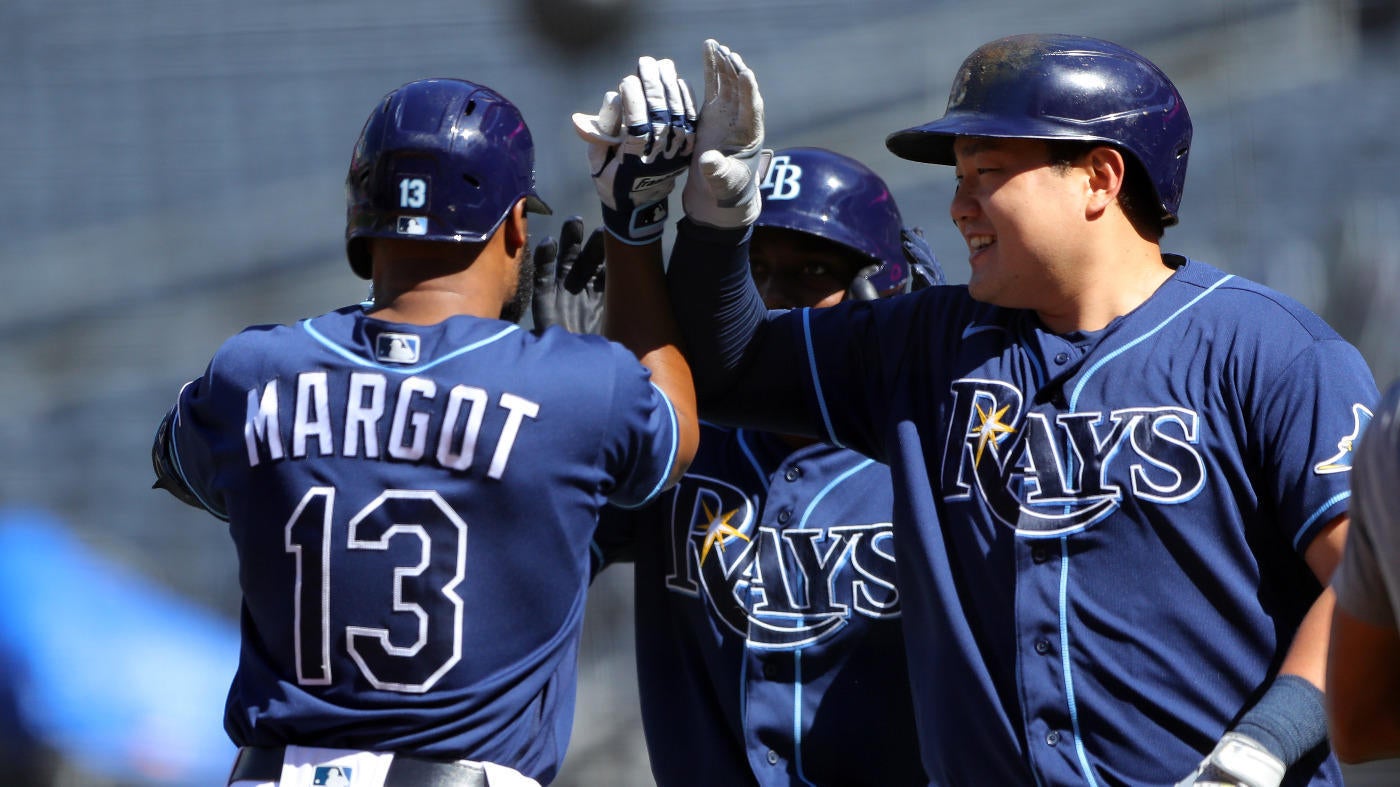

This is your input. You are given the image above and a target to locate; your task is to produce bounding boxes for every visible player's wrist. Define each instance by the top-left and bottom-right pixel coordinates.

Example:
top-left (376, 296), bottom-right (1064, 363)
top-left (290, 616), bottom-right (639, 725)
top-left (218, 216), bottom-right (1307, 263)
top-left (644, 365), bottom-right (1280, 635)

top-left (1233, 674), bottom-right (1327, 766)
top-left (676, 215), bottom-right (751, 245)
top-left (601, 196), bottom-right (669, 245)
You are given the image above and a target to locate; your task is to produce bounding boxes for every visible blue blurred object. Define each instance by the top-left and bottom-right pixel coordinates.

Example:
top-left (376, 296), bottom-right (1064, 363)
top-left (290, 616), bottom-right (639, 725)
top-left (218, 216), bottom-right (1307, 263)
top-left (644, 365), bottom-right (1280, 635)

top-left (0, 507), bottom-right (238, 785)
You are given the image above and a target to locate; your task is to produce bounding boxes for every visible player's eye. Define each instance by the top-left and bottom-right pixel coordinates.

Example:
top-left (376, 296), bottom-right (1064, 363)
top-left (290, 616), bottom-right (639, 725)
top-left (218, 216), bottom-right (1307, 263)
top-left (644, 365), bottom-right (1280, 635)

top-left (802, 261), bottom-right (831, 277)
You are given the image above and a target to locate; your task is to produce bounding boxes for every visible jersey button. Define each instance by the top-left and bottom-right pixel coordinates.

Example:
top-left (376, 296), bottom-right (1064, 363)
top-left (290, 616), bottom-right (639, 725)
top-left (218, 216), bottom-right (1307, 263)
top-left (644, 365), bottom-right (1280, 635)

top-left (1032, 545), bottom-right (1049, 564)
top-left (767, 750), bottom-right (779, 765)
top-left (1034, 639), bottom-right (1051, 655)
top-left (777, 510), bottom-right (792, 524)
top-left (1046, 730), bottom-right (1061, 746)
top-left (784, 467), bottom-right (801, 482)
top-left (763, 662), bottom-right (778, 679)
top-left (1054, 352), bottom-right (1070, 364)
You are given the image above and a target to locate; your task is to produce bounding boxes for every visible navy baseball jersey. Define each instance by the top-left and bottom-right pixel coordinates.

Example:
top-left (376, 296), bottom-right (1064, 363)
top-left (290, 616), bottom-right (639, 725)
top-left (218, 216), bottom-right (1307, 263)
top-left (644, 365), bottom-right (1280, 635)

top-left (669, 222), bottom-right (1377, 786)
top-left (158, 304), bottom-right (680, 782)
top-left (596, 423), bottom-right (924, 786)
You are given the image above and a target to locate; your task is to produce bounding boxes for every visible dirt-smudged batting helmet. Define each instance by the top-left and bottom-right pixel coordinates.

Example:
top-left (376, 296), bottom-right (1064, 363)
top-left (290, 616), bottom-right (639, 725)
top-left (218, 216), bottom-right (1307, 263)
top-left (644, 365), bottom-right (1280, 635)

top-left (345, 78), bottom-right (552, 279)
top-left (756, 147), bottom-right (920, 298)
top-left (885, 33), bottom-right (1192, 226)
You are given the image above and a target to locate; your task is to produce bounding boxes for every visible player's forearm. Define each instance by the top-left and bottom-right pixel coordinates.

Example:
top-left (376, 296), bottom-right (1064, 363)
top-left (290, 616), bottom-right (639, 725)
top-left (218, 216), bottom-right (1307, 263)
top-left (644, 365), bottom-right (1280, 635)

top-left (666, 218), bottom-right (768, 400)
top-left (1278, 586), bottom-right (1334, 690)
top-left (602, 235), bottom-right (699, 486)
top-left (1326, 605), bottom-right (1400, 762)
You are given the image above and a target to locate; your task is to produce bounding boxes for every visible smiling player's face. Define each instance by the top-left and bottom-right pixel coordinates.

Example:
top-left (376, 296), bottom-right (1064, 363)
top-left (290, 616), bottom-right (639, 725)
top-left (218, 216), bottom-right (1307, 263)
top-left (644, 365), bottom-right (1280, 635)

top-left (749, 228), bottom-right (866, 310)
top-left (950, 136), bottom-right (1088, 310)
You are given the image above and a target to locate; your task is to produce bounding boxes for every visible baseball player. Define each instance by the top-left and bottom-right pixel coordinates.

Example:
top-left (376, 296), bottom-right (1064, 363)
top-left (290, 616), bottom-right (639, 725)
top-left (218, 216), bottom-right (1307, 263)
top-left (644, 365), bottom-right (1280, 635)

top-left (150, 75), bottom-right (698, 786)
top-left (1327, 377), bottom-right (1400, 763)
top-left (654, 36), bottom-right (1379, 785)
top-left (539, 143), bottom-right (945, 784)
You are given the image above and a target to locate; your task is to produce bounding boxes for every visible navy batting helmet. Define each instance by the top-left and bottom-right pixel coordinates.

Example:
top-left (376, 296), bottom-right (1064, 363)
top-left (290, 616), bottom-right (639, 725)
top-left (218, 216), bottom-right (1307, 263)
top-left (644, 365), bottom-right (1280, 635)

top-left (345, 78), bottom-right (552, 279)
top-left (885, 33), bottom-right (1192, 226)
top-left (756, 147), bottom-right (913, 297)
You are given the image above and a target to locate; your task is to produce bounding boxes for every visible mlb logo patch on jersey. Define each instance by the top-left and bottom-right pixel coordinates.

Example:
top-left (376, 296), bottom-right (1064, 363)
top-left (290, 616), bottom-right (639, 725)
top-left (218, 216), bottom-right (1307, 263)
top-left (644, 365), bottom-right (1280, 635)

top-left (376, 332), bottom-right (420, 364)
top-left (396, 216), bottom-right (429, 236)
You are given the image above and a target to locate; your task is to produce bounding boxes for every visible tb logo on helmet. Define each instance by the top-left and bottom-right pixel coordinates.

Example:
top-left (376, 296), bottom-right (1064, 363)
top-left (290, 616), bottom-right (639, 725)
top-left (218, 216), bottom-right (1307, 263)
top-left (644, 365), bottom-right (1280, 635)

top-left (759, 154), bottom-right (803, 201)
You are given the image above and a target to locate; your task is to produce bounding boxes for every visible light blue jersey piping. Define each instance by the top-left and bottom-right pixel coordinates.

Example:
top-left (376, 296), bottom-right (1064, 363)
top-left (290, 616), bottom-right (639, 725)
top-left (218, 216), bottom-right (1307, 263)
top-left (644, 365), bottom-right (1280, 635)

top-left (614, 382), bottom-right (681, 510)
top-left (801, 309), bottom-right (843, 448)
top-left (1055, 273), bottom-right (1232, 785)
top-left (301, 319), bottom-right (521, 372)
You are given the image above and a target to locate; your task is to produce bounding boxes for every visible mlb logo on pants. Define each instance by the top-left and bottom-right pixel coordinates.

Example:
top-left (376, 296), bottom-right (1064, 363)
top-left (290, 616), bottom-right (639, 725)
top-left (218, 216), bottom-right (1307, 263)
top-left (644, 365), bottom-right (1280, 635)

top-left (312, 765), bottom-right (352, 786)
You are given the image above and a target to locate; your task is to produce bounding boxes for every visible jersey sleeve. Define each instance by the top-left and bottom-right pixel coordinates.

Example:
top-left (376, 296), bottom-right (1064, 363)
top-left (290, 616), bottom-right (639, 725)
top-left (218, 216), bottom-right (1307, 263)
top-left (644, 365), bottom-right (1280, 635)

top-left (1255, 337), bottom-right (1379, 553)
top-left (160, 360), bottom-right (234, 520)
top-left (1332, 381), bottom-right (1400, 625)
top-left (599, 344), bottom-right (684, 509)
top-left (157, 325), bottom-right (282, 522)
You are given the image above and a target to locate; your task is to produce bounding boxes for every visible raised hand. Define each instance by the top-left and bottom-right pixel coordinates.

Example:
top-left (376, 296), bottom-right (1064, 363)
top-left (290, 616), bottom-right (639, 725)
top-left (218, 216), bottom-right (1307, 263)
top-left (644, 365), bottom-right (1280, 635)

top-left (530, 216), bottom-right (606, 334)
top-left (573, 57), bottom-right (696, 244)
top-left (681, 39), bottom-right (769, 230)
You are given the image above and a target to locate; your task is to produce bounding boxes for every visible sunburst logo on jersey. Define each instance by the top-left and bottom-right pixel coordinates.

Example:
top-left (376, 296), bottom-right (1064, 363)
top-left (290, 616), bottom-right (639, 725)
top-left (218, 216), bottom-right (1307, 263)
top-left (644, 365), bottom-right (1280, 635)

top-left (1315, 402), bottom-right (1374, 474)
top-left (971, 402), bottom-right (1017, 466)
top-left (694, 499), bottom-right (749, 565)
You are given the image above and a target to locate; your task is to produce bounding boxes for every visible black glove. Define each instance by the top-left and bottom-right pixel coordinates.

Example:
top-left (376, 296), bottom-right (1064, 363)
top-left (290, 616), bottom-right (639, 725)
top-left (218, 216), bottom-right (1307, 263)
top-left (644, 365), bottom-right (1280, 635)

top-left (530, 216), bottom-right (606, 334)
top-left (846, 264), bottom-right (883, 302)
top-left (151, 408), bottom-right (208, 511)
top-left (902, 226), bottom-right (947, 289)
top-left (847, 227), bottom-right (948, 302)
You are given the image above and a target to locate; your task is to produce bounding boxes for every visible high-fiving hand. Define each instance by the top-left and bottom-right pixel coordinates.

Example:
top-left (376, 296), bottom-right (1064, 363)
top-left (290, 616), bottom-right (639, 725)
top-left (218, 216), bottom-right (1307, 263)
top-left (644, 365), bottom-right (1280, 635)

top-left (573, 57), bottom-right (695, 244)
top-left (682, 39), bottom-right (769, 230)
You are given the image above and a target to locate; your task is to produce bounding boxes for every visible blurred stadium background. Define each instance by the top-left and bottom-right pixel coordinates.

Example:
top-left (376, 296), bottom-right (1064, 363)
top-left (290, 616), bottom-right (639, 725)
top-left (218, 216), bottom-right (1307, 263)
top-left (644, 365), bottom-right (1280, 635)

top-left (2, 0), bottom-right (1398, 783)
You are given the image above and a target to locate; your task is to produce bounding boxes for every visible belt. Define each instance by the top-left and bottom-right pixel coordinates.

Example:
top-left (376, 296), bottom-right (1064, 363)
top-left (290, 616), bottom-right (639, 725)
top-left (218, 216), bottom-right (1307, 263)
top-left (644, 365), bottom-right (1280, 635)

top-left (228, 746), bottom-right (489, 787)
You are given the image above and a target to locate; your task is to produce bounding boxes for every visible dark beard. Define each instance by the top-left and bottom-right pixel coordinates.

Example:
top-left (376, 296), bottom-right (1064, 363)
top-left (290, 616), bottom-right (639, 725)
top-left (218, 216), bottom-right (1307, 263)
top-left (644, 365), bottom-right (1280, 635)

top-left (500, 234), bottom-right (535, 324)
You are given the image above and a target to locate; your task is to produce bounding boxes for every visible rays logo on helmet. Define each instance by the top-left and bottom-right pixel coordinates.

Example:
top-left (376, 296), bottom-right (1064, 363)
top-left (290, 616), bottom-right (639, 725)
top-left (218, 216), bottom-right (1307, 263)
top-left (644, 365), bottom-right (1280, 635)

top-left (760, 154), bottom-right (802, 200)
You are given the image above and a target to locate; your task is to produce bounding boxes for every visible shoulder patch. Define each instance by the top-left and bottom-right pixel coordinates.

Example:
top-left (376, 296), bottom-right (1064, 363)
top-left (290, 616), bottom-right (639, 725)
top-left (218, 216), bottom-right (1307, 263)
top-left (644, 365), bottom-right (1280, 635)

top-left (1315, 402), bottom-right (1373, 474)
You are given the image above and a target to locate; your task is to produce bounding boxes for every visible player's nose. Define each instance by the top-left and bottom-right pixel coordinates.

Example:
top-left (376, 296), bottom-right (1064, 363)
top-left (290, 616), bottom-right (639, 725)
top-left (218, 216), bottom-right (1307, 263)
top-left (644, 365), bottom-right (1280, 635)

top-left (950, 185), bottom-right (979, 231)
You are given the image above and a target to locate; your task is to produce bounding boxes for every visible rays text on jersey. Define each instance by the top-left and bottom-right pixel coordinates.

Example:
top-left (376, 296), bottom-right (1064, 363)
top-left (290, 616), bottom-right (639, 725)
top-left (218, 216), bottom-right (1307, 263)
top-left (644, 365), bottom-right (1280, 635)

top-left (243, 371), bottom-right (540, 477)
top-left (944, 379), bottom-right (1206, 535)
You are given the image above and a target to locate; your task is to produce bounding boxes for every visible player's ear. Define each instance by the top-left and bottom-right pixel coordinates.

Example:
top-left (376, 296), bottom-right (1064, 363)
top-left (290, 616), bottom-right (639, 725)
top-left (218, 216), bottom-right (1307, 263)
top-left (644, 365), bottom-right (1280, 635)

top-left (503, 198), bottom-right (529, 256)
top-left (1084, 145), bottom-right (1126, 219)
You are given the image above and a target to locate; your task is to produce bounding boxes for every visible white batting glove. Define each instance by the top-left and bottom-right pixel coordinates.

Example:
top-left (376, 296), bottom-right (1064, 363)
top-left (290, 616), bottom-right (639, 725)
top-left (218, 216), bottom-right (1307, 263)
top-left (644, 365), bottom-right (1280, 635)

top-left (681, 39), bottom-right (770, 230)
top-left (573, 57), bottom-right (695, 244)
top-left (1174, 732), bottom-right (1286, 787)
